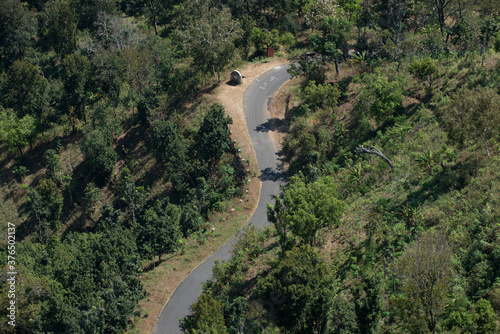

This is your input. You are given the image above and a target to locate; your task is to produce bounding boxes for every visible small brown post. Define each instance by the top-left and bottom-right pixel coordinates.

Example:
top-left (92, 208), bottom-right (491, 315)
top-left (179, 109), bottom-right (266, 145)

top-left (267, 47), bottom-right (274, 57)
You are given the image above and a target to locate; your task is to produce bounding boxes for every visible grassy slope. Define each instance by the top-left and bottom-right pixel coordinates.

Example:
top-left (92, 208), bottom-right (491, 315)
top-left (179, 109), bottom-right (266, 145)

top-left (198, 51), bottom-right (500, 331)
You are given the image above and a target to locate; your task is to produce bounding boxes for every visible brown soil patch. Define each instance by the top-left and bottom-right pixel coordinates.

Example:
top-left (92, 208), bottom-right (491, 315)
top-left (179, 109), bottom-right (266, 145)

top-left (131, 57), bottom-right (290, 334)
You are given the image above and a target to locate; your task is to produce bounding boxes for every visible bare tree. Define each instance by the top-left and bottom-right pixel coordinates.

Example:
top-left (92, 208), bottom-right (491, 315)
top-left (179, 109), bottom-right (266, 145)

top-left (94, 12), bottom-right (141, 51)
top-left (396, 231), bottom-right (453, 334)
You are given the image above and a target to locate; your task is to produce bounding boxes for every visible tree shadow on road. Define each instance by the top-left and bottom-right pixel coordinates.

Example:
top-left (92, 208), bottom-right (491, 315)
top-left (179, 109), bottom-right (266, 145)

top-left (260, 167), bottom-right (286, 182)
top-left (255, 118), bottom-right (288, 134)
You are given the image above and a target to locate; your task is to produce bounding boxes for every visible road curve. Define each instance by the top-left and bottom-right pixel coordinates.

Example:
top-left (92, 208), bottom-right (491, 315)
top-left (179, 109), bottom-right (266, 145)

top-left (152, 64), bottom-right (291, 334)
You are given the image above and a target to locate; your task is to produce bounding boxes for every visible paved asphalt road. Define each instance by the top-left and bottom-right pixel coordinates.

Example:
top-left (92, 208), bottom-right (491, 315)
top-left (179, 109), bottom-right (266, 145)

top-left (152, 63), bottom-right (291, 334)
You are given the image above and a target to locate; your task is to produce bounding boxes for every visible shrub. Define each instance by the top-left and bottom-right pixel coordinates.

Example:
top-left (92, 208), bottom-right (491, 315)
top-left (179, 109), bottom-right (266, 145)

top-left (82, 183), bottom-right (101, 215)
top-left (409, 57), bottom-right (440, 92)
top-left (81, 129), bottom-right (117, 182)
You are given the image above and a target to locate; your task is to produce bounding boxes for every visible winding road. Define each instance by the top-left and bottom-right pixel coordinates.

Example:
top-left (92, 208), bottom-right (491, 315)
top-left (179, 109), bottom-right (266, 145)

top-left (152, 64), bottom-right (291, 334)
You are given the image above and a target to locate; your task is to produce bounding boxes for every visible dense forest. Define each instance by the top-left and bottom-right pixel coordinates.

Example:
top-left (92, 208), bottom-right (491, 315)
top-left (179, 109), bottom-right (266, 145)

top-left (0, 0), bottom-right (499, 333)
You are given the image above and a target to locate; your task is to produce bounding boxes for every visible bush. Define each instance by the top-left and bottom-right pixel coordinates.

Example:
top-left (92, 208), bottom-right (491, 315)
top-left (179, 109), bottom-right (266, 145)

top-left (409, 57), bottom-right (440, 92)
top-left (82, 183), bottom-right (101, 215)
top-left (137, 89), bottom-right (159, 127)
top-left (439, 86), bottom-right (500, 157)
top-left (302, 81), bottom-right (341, 111)
top-left (44, 149), bottom-right (63, 184)
top-left (81, 129), bottom-right (117, 182)
top-left (27, 179), bottom-right (63, 234)
top-left (355, 70), bottom-right (404, 125)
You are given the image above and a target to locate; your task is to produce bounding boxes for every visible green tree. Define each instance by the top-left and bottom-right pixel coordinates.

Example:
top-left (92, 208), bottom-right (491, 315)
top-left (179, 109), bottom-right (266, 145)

top-left (354, 273), bottom-right (382, 334)
top-left (97, 202), bottom-right (122, 231)
top-left (180, 204), bottom-right (204, 235)
top-left (0, 0), bottom-right (38, 62)
top-left (433, 0), bottom-right (455, 37)
top-left (473, 299), bottom-right (499, 334)
top-left (257, 245), bottom-right (338, 333)
top-left (27, 179), bottom-right (64, 240)
top-left (149, 120), bottom-right (191, 191)
top-left (449, 17), bottom-right (478, 56)
top-left (281, 175), bottom-right (344, 246)
top-left (320, 13), bottom-right (352, 59)
top-left (302, 80), bottom-right (341, 111)
top-left (288, 57), bottom-right (328, 85)
top-left (42, 0), bottom-right (77, 56)
top-left (81, 128), bottom-right (117, 182)
top-left (77, 0), bottom-right (117, 30)
top-left (182, 294), bottom-right (228, 334)
top-left (250, 27), bottom-right (281, 55)
top-left (440, 86), bottom-right (500, 158)
top-left (119, 174), bottom-right (147, 223)
top-left (0, 263), bottom-right (59, 334)
top-left (197, 103), bottom-right (233, 167)
top-left (2, 60), bottom-right (47, 120)
top-left (267, 195), bottom-right (293, 252)
top-left (303, 0), bottom-right (340, 31)
top-left (0, 109), bottom-right (37, 156)
top-left (82, 182), bottom-right (101, 216)
top-left (395, 230), bottom-right (454, 334)
top-left (137, 88), bottom-right (159, 127)
top-left (90, 49), bottom-right (126, 109)
top-left (357, 69), bottom-right (404, 125)
top-left (137, 199), bottom-right (181, 265)
top-left (61, 52), bottom-right (90, 130)
top-left (47, 228), bottom-right (144, 333)
top-left (123, 45), bottom-right (153, 111)
top-left (408, 57), bottom-right (440, 93)
top-left (43, 149), bottom-right (64, 184)
top-left (178, 0), bottom-right (240, 82)
top-left (479, 18), bottom-right (499, 66)
top-left (89, 104), bottom-right (122, 137)
top-left (377, 0), bottom-right (412, 47)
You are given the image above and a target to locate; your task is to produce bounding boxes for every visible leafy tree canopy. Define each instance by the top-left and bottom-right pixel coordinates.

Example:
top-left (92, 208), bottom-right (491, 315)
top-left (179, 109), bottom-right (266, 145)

top-left (197, 103), bottom-right (233, 167)
top-left (281, 175), bottom-right (344, 246)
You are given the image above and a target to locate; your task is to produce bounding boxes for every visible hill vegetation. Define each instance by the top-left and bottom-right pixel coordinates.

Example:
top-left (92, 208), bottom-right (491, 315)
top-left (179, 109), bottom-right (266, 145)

top-left (0, 0), bottom-right (499, 333)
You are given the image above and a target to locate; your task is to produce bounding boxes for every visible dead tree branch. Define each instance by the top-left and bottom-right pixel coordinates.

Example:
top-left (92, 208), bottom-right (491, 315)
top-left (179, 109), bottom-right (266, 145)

top-left (354, 145), bottom-right (395, 170)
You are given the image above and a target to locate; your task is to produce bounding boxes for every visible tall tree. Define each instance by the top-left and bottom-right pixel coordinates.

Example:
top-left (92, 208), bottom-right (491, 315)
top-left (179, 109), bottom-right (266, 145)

top-left (61, 53), bottom-right (90, 129)
top-left (2, 60), bottom-right (47, 120)
top-left (122, 45), bottom-right (153, 111)
top-left (27, 179), bottom-right (64, 240)
top-left (90, 50), bottom-right (126, 109)
top-left (0, 109), bottom-right (37, 156)
top-left (433, 0), bottom-right (455, 37)
top-left (149, 120), bottom-right (191, 191)
top-left (178, 0), bottom-right (240, 82)
top-left (42, 0), bottom-right (78, 56)
top-left (81, 128), bottom-right (117, 182)
top-left (479, 18), bottom-right (499, 66)
top-left (0, 0), bottom-right (38, 62)
top-left (257, 245), bottom-right (341, 333)
top-left (137, 199), bottom-right (181, 266)
top-left (267, 195), bottom-right (290, 252)
top-left (279, 175), bottom-right (345, 246)
top-left (77, 0), bottom-right (116, 30)
top-left (182, 294), bottom-right (228, 334)
top-left (396, 231), bottom-right (454, 334)
top-left (197, 103), bottom-right (233, 167)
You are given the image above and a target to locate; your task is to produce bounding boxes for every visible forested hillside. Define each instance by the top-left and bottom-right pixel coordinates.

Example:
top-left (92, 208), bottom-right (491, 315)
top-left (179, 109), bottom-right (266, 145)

top-left (0, 0), bottom-right (499, 333)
